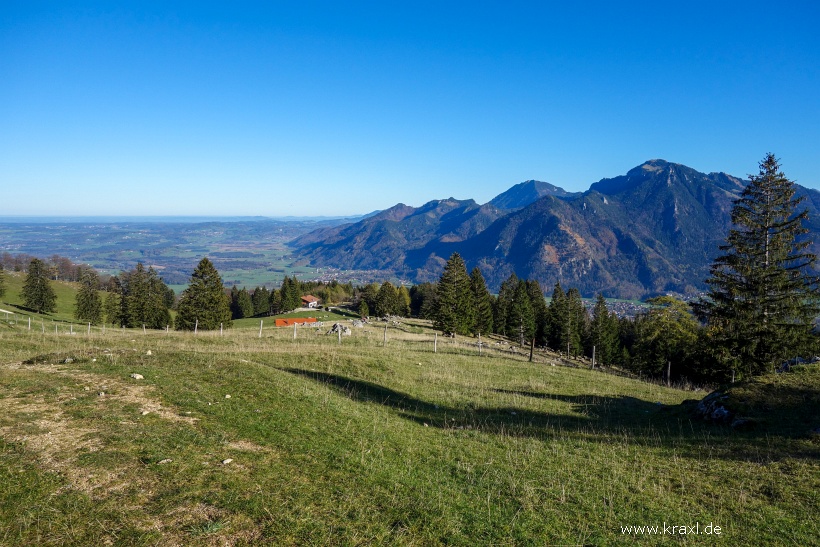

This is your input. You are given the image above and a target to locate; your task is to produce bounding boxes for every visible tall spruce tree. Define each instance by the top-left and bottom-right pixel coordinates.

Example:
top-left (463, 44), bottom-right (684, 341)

top-left (103, 289), bottom-right (121, 327)
top-left (469, 267), bottom-right (494, 336)
top-left (269, 289), bottom-right (282, 315)
top-left (493, 273), bottom-right (519, 336)
top-left (252, 286), bottom-right (270, 316)
top-left (565, 288), bottom-right (586, 357)
top-left (695, 154), bottom-right (820, 377)
top-left (21, 258), bottom-right (57, 313)
top-left (176, 257), bottom-right (232, 330)
top-left (546, 282), bottom-right (566, 351)
top-left (230, 286), bottom-right (241, 319)
top-left (587, 294), bottom-right (619, 366)
top-left (0, 265), bottom-right (6, 300)
top-left (525, 280), bottom-right (548, 346)
top-left (104, 276), bottom-right (123, 326)
top-left (74, 268), bottom-right (102, 325)
top-left (237, 287), bottom-right (255, 318)
top-left (508, 280), bottom-right (536, 344)
top-left (435, 253), bottom-right (474, 336)
top-left (279, 276), bottom-right (301, 312)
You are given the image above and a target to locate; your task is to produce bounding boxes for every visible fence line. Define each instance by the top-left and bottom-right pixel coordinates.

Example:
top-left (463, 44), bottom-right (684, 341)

top-left (1, 315), bottom-right (597, 368)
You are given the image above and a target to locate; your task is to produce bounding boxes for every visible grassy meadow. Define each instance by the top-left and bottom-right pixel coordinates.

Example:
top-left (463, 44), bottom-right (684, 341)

top-left (0, 275), bottom-right (818, 545)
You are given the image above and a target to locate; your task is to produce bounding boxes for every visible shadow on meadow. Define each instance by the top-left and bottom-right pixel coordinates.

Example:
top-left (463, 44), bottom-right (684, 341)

top-left (282, 368), bottom-right (677, 438)
top-left (280, 368), bottom-right (820, 462)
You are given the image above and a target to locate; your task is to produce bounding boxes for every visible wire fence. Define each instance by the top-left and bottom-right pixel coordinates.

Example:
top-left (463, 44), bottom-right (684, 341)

top-left (0, 312), bottom-right (593, 368)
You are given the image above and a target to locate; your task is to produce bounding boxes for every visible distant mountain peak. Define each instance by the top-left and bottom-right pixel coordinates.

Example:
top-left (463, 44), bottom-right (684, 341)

top-left (640, 159), bottom-right (671, 172)
top-left (489, 180), bottom-right (578, 210)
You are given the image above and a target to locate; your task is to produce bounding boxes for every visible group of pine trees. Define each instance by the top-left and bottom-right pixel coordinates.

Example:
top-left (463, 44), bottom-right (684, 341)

top-left (356, 281), bottom-right (411, 318)
top-left (426, 253), bottom-right (624, 363)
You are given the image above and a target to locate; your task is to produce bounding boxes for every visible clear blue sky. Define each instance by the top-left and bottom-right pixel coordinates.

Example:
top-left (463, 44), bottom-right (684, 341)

top-left (2, 1), bottom-right (819, 216)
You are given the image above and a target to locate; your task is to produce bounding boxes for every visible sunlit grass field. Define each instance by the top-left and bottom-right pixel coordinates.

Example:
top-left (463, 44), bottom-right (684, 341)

top-left (0, 275), bottom-right (818, 545)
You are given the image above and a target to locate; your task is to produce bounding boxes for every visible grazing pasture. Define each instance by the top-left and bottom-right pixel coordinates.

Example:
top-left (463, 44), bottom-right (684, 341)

top-left (0, 311), bottom-right (818, 545)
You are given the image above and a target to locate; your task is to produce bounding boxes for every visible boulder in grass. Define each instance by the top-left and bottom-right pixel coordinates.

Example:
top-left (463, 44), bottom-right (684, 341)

top-left (130, 373), bottom-right (144, 380)
top-left (695, 391), bottom-right (733, 422)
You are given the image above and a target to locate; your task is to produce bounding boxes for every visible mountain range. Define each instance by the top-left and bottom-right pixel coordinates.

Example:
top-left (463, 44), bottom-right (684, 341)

top-left (291, 160), bottom-right (820, 299)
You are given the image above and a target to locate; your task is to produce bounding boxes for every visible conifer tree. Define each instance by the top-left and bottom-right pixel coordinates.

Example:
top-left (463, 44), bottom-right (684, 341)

top-left (635, 296), bottom-right (698, 381)
top-left (21, 258), bottom-right (57, 313)
top-left (435, 253), bottom-right (474, 335)
top-left (279, 276), bottom-right (301, 312)
top-left (359, 283), bottom-right (379, 316)
top-left (695, 154), bottom-right (820, 377)
top-left (546, 282), bottom-right (566, 350)
top-left (587, 294), bottom-right (619, 366)
top-left (409, 282), bottom-right (437, 319)
top-left (252, 286), bottom-right (270, 315)
top-left (103, 289), bottom-right (121, 327)
top-left (359, 299), bottom-right (370, 318)
top-left (397, 285), bottom-right (412, 317)
top-left (0, 266), bottom-right (6, 300)
top-left (237, 287), bottom-right (254, 318)
top-left (176, 257), bottom-right (232, 330)
top-left (104, 276), bottom-right (123, 326)
top-left (119, 264), bottom-right (172, 329)
top-left (508, 280), bottom-right (536, 344)
top-left (469, 267), bottom-right (494, 336)
top-left (566, 288), bottom-right (587, 357)
top-left (525, 279), bottom-right (548, 346)
top-left (375, 281), bottom-right (400, 317)
top-left (269, 289), bottom-right (282, 315)
top-left (230, 286), bottom-right (241, 319)
top-left (74, 268), bottom-right (102, 325)
top-left (493, 273), bottom-right (519, 335)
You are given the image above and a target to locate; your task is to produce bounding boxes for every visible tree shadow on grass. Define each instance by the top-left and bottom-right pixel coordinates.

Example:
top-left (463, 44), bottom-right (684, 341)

top-left (4, 303), bottom-right (41, 315)
top-left (280, 368), bottom-right (820, 462)
top-left (282, 368), bottom-right (673, 439)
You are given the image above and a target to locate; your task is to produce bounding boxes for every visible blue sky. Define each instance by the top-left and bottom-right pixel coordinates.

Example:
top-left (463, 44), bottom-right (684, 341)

top-left (2, 1), bottom-right (819, 216)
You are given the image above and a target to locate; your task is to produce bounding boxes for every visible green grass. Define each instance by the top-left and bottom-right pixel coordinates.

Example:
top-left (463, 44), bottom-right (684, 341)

top-left (0, 323), bottom-right (818, 545)
top-left (0, 270), bottom-right (89, 326)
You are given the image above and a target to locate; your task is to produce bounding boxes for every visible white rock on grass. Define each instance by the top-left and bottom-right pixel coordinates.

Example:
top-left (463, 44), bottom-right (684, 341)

top-left (158, 459), bottom-right (172, 464)
top-left (222, 458), bottom-right (233, 465)
top-left (146, 350), bottom-right (152, 356)
top-left (141, 410), bottom-right (150, 416)
top-left (225, 394), bottom-right (231, 399)
top-left (130, 373), bottom-right (144, 380)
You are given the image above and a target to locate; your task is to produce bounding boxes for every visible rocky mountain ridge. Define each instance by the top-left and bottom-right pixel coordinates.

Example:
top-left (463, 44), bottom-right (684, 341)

top-left (291, 160), bottom-right (820, 299)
